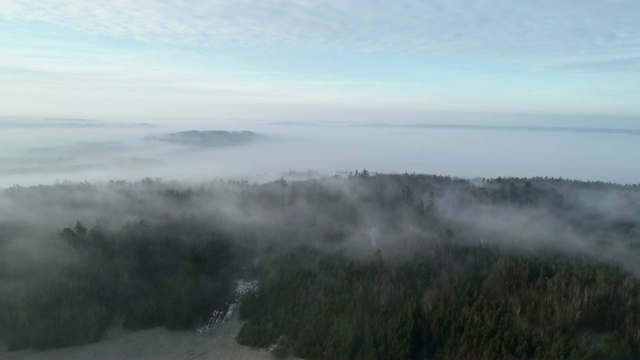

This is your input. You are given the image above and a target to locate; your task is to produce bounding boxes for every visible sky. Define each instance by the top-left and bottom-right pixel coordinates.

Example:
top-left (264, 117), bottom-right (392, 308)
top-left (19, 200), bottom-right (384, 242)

top-left (1, 0), bottom-right (639, 122)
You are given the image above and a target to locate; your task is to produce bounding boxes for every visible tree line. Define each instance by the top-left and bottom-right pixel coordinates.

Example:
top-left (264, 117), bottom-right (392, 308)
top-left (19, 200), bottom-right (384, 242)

top-left (1, 172), bottom-right (639, 358)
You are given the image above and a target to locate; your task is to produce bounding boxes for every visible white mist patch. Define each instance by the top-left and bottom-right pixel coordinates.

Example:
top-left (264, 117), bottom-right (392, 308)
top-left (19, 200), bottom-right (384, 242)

top-left (1, 117), bottom-right (640, 187)
top-left (368, 227), bottom-right (378, 249)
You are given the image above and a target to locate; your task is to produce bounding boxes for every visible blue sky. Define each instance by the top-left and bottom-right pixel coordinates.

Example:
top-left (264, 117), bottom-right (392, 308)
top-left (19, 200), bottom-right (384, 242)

top-left (1, 0), bottom-right (639, 122)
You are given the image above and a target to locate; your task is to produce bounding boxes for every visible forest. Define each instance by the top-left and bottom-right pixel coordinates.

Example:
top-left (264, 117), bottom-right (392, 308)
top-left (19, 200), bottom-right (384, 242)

top-left (1, 172), bottom-right (640, 359)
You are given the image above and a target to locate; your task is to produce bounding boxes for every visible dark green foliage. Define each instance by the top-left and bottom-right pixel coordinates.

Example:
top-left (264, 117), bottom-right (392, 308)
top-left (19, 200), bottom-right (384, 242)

top-left (2, 220), bottom-right (241, 350)
top-left (420, 253), bottom-right (640, 359)
top-left (238, 246), bottom-right (640, 359)
top-left (5, 284), bottom-right (113, 350)
top-left (3, 173), bottom-right (640, 358)
top-left (116, 224), bottom-right (240, 332)
top-left (4, 225), bottom-right (117, 350)
top-left (121, 295), bottom-right (164, 330)
top-left (238, 248), bottom-right (427, 359)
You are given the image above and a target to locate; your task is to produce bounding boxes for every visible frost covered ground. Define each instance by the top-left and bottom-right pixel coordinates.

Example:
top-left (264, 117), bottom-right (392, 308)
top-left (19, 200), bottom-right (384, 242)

top-left (1, 317), bottom-right (272, 360)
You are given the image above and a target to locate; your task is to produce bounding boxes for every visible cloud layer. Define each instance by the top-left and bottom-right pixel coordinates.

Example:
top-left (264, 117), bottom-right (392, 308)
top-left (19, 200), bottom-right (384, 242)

top-left (1, 0), bottom-right (639, 118)
top-left (2, 0), bottom-right (639, 58)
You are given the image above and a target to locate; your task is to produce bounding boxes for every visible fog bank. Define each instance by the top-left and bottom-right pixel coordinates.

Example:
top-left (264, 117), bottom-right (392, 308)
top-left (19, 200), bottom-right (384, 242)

top-left (0, 115), bottom-right (638, 188)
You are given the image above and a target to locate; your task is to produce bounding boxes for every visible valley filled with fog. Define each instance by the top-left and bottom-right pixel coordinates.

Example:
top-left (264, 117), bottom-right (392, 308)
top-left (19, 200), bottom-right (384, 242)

top-left (2, 116), bottom-right (640, 359)
top-left (3, 0), bottom-right (639, 358)
top-left (1, 116), bottom-right (639, 188)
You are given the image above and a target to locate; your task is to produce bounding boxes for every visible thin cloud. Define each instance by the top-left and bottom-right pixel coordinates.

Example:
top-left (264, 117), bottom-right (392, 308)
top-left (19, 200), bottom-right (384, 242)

top-left (1, 0), bottom-right (639, 118)
top-left (554, 57), bottom-right (640, 73)
top-left (1, 0), bottom-right (638, 58)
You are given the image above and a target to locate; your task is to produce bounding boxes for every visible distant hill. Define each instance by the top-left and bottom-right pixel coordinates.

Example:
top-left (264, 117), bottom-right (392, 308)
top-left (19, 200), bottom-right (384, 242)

top-left (149, 130), bottom-right (262, 147)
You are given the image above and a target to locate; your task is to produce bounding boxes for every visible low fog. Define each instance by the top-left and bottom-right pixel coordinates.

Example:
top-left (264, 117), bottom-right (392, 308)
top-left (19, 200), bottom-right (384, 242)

top-left (2, 116), bottom-right (640, 356)
top-left (2, 116), bottom-right (639, 270)
top-left (1, 172), bottom-right (639, 272)
top-left (1, 115), bottom-right (639, 187)
top-left (2, 116), bottom-right (640, 288)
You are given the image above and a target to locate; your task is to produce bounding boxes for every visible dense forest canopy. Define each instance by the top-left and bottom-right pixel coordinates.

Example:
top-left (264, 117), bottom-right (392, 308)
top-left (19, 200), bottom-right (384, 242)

top-left (1, 173), bottom-right (640, 358)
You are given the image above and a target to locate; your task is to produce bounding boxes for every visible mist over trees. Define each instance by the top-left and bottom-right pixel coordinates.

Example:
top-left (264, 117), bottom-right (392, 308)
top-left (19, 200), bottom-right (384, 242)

top-left (1, 173), bottom-right (640, 358)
